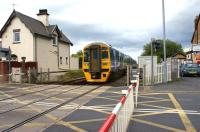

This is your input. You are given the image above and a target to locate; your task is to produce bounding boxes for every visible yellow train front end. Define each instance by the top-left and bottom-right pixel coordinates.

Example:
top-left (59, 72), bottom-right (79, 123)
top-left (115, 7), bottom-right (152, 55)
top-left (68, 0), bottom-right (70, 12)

top-left (82, 43), bottom-right (111, 82)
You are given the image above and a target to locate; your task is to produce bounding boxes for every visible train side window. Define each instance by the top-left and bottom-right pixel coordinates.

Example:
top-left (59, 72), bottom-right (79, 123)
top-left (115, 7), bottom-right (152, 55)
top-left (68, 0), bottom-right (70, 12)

top-left (102, 51), bottom-right (108, 59)
top-left (110, 49), bottom-right (114, 60)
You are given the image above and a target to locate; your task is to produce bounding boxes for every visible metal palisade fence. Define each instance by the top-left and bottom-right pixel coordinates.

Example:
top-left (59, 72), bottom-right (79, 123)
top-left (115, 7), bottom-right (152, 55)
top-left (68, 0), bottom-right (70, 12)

top-left (143, 58), bottom-right (181, 85)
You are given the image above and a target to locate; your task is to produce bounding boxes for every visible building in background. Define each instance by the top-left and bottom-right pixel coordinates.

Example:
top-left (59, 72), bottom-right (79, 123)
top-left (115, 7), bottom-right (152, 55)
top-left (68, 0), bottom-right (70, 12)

top-left (0, 9), bottom-right (73, 71)
top-left (191, 13), bottom-right (200, 64)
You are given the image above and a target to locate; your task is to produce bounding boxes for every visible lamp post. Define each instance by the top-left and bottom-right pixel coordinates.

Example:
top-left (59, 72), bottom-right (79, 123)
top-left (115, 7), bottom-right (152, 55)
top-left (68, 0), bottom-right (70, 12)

top-left (162, 0), bottom-right (167, 83)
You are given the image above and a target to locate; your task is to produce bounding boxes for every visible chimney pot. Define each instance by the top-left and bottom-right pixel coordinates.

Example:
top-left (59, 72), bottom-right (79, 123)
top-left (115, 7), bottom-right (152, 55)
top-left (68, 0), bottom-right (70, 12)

top-left (37, 9), bottom-right (49, 16)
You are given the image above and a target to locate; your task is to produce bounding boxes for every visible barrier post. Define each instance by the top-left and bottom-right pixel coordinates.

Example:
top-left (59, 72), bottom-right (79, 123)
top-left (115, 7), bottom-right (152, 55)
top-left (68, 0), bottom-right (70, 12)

top-left (131, 74), bottom-right (139, 107)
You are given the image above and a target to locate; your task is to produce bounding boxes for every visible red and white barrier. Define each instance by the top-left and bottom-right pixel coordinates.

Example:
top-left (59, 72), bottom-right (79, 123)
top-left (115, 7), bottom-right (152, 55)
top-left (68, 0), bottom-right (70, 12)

top-left (99, 78), bottom-right (139, 132)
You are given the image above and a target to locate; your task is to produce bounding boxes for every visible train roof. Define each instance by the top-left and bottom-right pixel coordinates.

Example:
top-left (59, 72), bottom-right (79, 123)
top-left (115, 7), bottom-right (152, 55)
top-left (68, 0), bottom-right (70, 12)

top-left (83, 42), bottom-right (136, 63)
top-left (84, 42), bottom-right (111, 48)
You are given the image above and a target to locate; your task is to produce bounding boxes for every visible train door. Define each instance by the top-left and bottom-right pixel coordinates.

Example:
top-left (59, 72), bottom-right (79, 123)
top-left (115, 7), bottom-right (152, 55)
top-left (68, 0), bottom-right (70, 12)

top-left (90, 45), bottom-right (101, 72)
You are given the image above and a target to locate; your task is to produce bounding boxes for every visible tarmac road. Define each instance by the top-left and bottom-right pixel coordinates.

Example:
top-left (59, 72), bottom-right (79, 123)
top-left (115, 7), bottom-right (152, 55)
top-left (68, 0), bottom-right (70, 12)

top-left (128, 77), bottom-right (200, 132)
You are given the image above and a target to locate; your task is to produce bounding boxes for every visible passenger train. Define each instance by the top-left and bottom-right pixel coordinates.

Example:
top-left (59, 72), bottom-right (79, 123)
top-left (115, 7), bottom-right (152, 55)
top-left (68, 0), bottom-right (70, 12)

top-left (82, 42), bottom-right (137, 82)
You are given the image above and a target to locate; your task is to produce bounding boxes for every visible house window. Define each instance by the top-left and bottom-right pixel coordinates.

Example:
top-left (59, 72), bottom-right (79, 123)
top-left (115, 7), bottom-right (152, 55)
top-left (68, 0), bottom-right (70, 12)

top-left (13, 29), bottom-right (20, 43)
top-left (66, 57), bottom-right (68, 65)
top-left (52, 35), bottom-right (58, 46)
top-left (60, 56), bottom-right (62, 64)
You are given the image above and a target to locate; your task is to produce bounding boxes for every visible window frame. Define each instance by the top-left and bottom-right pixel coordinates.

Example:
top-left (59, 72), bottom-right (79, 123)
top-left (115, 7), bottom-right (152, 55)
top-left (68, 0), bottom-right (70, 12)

top-left (60, 56), bottom-right (62, 64)
top-left (52, 35), bottom-right (58, 46)
top-left (66, 57), bottom-right (68, 65)
top-left (13, 29), bottom-right (21, 43)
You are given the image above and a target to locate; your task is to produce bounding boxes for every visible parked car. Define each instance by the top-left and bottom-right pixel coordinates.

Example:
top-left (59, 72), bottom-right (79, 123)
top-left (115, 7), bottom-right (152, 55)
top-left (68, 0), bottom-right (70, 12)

top-left (180, 63), bottom-right (200, 77)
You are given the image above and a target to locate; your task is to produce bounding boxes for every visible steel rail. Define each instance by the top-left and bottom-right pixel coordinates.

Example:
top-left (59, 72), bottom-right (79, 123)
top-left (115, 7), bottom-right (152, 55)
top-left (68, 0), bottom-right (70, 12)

top-left (0, 85), bottom-right (82, 115)
top-left (2, 85), bottom-right (102, 132)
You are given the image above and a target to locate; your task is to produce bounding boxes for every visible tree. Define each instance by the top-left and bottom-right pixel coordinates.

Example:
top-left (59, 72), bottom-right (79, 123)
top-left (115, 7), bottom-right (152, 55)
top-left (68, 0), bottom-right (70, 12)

top-left (71, 50), bottom-right (83, 58)
top-left (141, 39), bottom-right (185, 62)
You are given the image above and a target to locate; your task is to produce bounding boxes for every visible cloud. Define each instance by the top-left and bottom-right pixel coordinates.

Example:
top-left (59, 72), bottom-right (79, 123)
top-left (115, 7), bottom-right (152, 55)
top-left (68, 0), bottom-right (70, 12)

top-left (52, 19), bottom-right (147, 60)
top-left (0, 0), bottom-right (200, 61)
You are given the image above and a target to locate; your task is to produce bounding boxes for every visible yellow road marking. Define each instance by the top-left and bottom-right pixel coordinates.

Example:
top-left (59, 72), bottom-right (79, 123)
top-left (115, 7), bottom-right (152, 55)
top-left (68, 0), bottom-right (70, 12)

top-left (131, 118), bottom-right (186, 132)
top-left (95, 96), bottom-right (119, 101)
top-left (68, 118), bottom-right (105, 124)
top-left (138, 99), bottom-right (170, 104)
top-left (168, 93), bottom-right (196, 132)
top-left (24, 122), bottom-right (48, 127)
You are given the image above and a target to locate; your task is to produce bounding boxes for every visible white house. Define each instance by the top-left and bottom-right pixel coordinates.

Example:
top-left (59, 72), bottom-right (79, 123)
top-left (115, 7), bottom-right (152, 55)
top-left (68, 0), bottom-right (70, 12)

top-left (0, 9), bottom-right (73, 71)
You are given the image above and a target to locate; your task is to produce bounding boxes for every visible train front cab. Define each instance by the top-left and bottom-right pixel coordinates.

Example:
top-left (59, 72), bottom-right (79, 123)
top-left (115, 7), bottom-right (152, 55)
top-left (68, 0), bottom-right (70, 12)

top-left (82, 44), bottom-right (111, 82)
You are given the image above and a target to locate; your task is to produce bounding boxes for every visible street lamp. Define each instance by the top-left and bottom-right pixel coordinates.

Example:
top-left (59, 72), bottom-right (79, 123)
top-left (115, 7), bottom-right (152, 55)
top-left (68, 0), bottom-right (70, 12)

top-left (162, 0), bottom-right (167, 83)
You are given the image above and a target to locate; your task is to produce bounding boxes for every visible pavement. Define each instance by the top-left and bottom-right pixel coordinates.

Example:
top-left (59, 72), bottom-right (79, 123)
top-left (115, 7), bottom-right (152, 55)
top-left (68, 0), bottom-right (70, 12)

top-left (129, 77), bottom-right (200, 132)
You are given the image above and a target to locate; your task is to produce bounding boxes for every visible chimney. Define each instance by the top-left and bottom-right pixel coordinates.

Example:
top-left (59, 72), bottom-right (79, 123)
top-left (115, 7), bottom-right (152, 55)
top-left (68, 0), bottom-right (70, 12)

top-left (37, 9), bottom-right (49, 26)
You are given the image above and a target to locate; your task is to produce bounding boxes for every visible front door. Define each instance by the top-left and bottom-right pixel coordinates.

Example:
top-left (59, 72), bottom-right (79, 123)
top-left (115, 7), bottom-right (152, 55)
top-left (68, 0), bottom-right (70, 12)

top-left (90, 46), bottom-right (101, 72)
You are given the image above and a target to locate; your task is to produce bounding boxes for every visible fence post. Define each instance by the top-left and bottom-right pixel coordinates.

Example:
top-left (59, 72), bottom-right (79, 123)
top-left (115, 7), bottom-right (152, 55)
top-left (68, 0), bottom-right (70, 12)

top-left (28, 67), bottom-right (31, 84)
top-left (127, 65), bottom-right (130, 86)
top-left (178, 59), bottom-right (180, 79)
top-left (40, 68), bottom-right (42, 82)
top-left (47, 68), bottom-right (50, 81)
top-left (129, 65), bottom-right (133, 80)
top-left (143, 65), bottom-right (146, 86)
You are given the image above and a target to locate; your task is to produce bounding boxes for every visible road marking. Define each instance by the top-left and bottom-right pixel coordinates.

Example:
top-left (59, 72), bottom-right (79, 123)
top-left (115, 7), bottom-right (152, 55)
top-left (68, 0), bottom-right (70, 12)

top-left (138, 95), bottom-right (166, 100)
top-left (68, 118), bottom-right (105, 124)
top-left (138, 99), bottom-right (170, 104)
top-left (140, 103), bottom-right (173, 110)
top-left (133, 109), bottom-right (174, 117)
top-left (168, 93), bottom-right (196, 132)
top-left (0, 89), bottom-right (86, 132)
top-left (134, 108), bottom-right (199, 114)
top-left (139, 93), bottom-right (168, 96)
top-left (56, 120), bottom-right (87, 132)
top-left (95, 96), bottom-right (119, 101)
top-left (131, 118), bottom-right (186, 132)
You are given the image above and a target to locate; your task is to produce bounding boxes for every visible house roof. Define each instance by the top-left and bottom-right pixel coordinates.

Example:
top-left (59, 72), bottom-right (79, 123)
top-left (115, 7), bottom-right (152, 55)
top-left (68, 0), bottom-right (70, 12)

top-left (172, 52), bottom-right (186, 59)
top-left (0, 10), bottom-right (73, 46)
top-left (191, 14), bottom-right (200, 43)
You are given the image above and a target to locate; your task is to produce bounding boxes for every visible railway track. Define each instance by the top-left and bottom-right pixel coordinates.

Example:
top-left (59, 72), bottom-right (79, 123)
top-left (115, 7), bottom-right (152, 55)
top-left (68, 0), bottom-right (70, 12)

top-left (0, 84), bottom-right (65, 102)
top-left (1, 84), bottom-right (103, 132)
top-left (43, 77), bottom-right (86, 85)
top-left (0, 85), bottom-right (82, 115)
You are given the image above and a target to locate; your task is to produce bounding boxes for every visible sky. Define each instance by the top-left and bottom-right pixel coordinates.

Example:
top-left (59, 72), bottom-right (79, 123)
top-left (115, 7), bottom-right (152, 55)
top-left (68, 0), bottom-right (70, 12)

top-left (0, 0), bottom-right (199, 61)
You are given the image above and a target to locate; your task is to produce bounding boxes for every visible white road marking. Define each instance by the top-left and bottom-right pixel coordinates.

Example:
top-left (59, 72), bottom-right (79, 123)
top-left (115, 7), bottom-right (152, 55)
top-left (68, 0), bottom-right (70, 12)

top-left (134, 108), bottom-right (200, 115)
